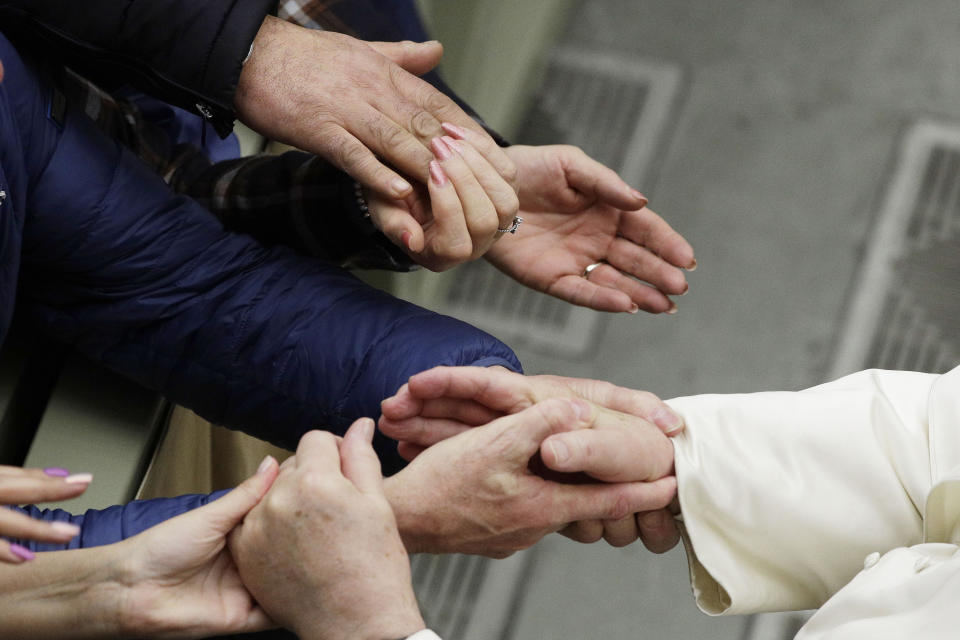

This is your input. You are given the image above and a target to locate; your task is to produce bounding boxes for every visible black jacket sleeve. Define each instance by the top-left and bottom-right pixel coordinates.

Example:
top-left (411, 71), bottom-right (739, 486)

top-left (0, 0), bottom-right (275, 137)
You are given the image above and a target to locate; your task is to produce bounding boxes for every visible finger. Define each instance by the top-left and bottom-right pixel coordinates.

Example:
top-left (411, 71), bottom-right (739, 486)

top-left (368, 192), bottom-right (426, 254)
top-left (637, 509), bottom-right (682, 554)
top-left (367, 40), bottom-right (444, 76)
top-left (493, 397), bottom-right (595, 459)
top-left (551, 476), bottom-right (677, 524)
top-left (380, 383), bottom-right (422, 421)
top-left (601, 514), bottom-right (640, 548)
top-left (431, 137), bottom-right (499, 257)
top-left (443, 136), bottom-right (520, 232)
top-left (378, 416), bottom-right (472, 447)
top-left (560, 146), bottom-right (647, 211)
top-left (577, 263), bottom-right (676, 314)
top-left (558, 520), bottom-right (604, 544)
top-left (405, 366), bottom-right (541, 413)
top-left (422, 398), bottom-right (503, 425)
top-left (0, 474), bottom-right (92, 504)
top-left (534, 376), bottom-right (683, 436)
top-left (606, 238), bottom-right (689, 296)
top-left (295, 430), bottom-right (344, 472)
top-left (340, 418), bottom-right (384, 494)
top-left (200, 456), bottom-right (280, 532)
top-left (546, 272), bottom-right (636, 313)
top-left (619, 207), bottom-right (696, 270)
top-left (352, 106), bottom-right (436, 185)
top-left (441, 122), bottom-right (518, 191)
top-left (0, 539), bottom-right (34, 564)
top-left (0, 508), bottom-right (81, 544)
top-left (421, 159), bottom-right (472, 269)
top-left (318, 124), bottom-right (413, 200)
top-left (540, 422), bottom-right (674, 482)
top-left (397, 441), bottom-right (426, 462)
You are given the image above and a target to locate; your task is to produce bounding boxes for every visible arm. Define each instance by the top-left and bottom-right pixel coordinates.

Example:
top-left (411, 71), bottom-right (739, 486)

top-left (668, 367), bottom-right (953, 615)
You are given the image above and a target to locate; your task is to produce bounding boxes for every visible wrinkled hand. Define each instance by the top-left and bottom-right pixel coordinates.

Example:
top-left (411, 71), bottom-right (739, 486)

top-left (0, 466), bottom-right (91, 563)
top-left (383, 396), bottom-right (676, 558)
top-left (367, 134), bottom-right (520, 270)
top-left (380, 366), bottom-right (683, 552)
top-left (114, 458), bottom-right (280, 638)
top-left (438, 136), bottom-right (696, 314)
top-left (237, 17), bottom-right (516, 201)
top-left (229, 422), bottom-right (424, 640)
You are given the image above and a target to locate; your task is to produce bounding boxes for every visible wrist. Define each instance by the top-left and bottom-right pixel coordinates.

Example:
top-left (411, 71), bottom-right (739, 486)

top-left (384, 475), bottom-right (428, 554)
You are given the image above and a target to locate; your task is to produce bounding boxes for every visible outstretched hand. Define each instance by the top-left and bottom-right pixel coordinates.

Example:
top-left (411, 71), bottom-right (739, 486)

top-left (459, 139), bottom-right (696, 314)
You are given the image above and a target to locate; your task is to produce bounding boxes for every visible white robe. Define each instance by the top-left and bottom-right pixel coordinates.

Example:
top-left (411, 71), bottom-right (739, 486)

top-left (668, 365), bottom-right (960, 638)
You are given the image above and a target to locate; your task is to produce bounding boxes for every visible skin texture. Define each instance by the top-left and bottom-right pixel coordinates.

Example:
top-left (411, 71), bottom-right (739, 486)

top-left (380, 367), bottom-right (683, 552)
top-left (237, 17), bottom-right (516, 203)
top-left (229, 422), bottom-right (425, 640)
top-left (0, 466), bottom-right (90, 563)
top-left (0, 460), bottom-right (280, 639)
top-left (381, 397), bottom-right (677, 557)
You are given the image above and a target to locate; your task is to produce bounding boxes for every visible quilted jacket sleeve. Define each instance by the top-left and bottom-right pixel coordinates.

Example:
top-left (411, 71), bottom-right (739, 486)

top-left (0, 0), bottom-right (275, 136)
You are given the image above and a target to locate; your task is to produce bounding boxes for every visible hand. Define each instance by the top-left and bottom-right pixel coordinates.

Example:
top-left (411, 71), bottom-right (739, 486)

top-left (383, 397), bottom-right (676, 558)
top-left (112, 458), bottom-right (280, 638)
top-left (237, 17), bottom-right (516, 201)
top-left (229, 422), bottom-right (424, 640)
top-left (368, 134), bottom-right (520, 270)
top-left (442, 134), bottom-right (695, 314)
top-left (380, 366), bottom-right (683, 552)
top-left (0, 466), bottom-right (91, 563)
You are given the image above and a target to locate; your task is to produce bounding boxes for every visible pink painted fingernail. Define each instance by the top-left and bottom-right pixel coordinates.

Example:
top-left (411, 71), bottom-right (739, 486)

top-left (429, 160), bottom-right (447, 187)
top-left (50, 521), bottom-right (81, 538)
top-left (442, 135), bottom-right (463, 153)
top-left (64, 473), bottom-right (93, 485)
top-left (9, 544), bottom-right (35, 562)
top-left (44, 467), bottom-right (69, 477)
top-left (441, 122), bottom-right (468, 139)
top-left (431, 137), bottom-right (452, 161)
top-left (687, 259), bottom-right (698, 271)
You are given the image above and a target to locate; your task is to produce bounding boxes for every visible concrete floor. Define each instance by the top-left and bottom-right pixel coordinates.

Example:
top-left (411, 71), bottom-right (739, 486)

top-left (506, 1), bottom-right (960, 639)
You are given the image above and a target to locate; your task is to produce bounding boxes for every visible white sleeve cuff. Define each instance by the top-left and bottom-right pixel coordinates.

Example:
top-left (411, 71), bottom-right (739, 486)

top-left (406, 630), bottom-right (443, 640)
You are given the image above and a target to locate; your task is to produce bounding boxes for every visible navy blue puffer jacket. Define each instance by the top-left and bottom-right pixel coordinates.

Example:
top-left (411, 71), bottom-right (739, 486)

top-left (0, 33), bottom-right (520, 547)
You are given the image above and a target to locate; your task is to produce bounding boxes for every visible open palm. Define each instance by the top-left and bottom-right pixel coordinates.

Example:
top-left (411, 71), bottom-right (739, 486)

top-left (486, 145), bottom-right (696, 314)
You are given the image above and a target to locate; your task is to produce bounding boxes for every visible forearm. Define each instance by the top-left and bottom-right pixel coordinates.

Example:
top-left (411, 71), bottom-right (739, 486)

top-left (0, 546), bottom-right (127, 639)
top-left (670, 368), bottom-right (942, 615)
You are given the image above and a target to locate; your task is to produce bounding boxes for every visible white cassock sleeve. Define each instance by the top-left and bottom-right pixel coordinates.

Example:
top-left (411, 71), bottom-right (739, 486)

top-left (668, 365), bottom-right (960, 627)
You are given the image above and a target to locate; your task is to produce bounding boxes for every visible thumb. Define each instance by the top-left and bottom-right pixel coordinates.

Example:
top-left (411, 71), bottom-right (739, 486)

top-left (340, 418), bottom-right (385, 495)
top-left (496, 398), bottom-right (595, 461)
top-left (200, 456), bottom-right (280, 533)
top-left (368, 40), bottom-right (443, 76)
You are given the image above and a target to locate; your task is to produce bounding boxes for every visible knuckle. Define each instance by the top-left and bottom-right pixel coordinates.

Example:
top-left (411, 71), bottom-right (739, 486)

top-left (423, 89), bottom-right (453, 115)
top-left (604, 491), bottom-right (632, 521)
top-left (500, 158), bottom-right (519, 186)
top-left (411, 110), bottom-right (441, 139)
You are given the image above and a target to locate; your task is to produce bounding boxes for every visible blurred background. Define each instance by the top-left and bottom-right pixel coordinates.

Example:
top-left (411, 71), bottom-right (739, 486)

top-left (3, 0), bottom-right (959, 638)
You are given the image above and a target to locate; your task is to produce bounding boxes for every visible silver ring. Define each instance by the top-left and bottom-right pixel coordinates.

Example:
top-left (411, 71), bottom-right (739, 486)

top-left (582, 261), bottom-right (604, 279)
top-left (497, 216), bottom-right (524, 234)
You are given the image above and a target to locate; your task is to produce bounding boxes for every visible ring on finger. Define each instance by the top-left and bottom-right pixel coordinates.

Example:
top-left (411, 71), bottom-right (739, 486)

top-left (582, 261), bottom-right (606, 279)
top-left (497, 216), bottom-right (524, 234)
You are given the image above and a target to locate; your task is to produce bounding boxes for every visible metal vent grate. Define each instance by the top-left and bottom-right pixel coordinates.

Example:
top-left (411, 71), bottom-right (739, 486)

top-left (427, 50), bottom-right (683, 357)
top-left (832, 121), bottom-right (960, 378)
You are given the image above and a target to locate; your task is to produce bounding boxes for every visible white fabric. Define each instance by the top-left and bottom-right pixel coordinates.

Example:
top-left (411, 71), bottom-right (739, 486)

top-left (668, 365), bottom-right (960, 638)
top-left (406, 630), bottom-right (443, 640)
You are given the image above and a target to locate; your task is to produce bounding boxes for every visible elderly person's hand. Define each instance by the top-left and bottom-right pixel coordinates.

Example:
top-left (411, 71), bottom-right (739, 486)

top-left (229, 422), bottom-right (425, 640)
top-left (0, 466), bottom-right (91, 563)
top-left (380, 366), bottom-right (683, 553)
top-left (237, 17), bottom-right (516, 203)
top-left (382, 396), bottom-right (676, 558)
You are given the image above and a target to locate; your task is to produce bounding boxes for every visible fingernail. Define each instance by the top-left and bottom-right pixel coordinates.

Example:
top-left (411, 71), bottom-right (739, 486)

top-left (64, 473), bottom-right (93, 485)
top-left (549, 439), bottom-right (570, 465)
top-left (442, 135), bottom-right (463, 153)
top-left (391, 177), bottom-right (412, 197)
top-left (44, 467), bottom-right (69, 477)
top-left (49, 521), bottom-right (81, 538)
top-left (256, 455), bottom-right (274, 475)
top-left (680, 283), bottom-right (690, 296)
top-left (9, 544), bottom-right (35, 562)
top-left (686, 259), bottom-right (698, 272)
top-left (357, 417), bottom-right (376, 442)
top-left (665, 302), bottom-right (678, 315)
top-left (628, 304), bottom-right (639, 314)
top-left (640, 511), bottom-right (667, 530)
top-left (630, 188), bottom-right (649, 207)
top-left (401, 231), bottom-right (413, 250)
top-left (429, 160), bottom-right (447, 187)
top-left (431, 136), bottom-right (452, 161)
top-left (441, 122), bottom-right (468, 139)
top-left (652, 408), bottom-right (684, 435)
